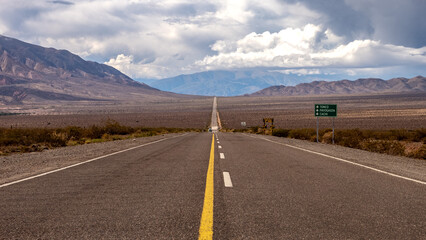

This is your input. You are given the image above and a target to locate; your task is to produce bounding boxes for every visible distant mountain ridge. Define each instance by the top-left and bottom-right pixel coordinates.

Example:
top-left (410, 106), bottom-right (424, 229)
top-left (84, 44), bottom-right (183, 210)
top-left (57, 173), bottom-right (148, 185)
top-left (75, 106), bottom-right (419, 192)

top-left (149, 70), bottom-right (300, 96)
top-left (0, 35), bottom-right (161, 104)
top-left (249, 76), bottom-right (426, 96)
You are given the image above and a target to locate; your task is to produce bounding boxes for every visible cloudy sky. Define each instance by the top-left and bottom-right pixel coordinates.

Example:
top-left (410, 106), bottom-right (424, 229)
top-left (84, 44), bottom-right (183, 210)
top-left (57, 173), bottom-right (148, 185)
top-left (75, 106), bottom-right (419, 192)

top-left (1, 0), bottom-right (426, 80)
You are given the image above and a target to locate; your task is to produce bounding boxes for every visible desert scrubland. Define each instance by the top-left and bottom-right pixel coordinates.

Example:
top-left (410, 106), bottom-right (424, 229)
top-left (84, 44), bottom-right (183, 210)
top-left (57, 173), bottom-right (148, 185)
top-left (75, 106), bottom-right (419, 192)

top-left (1, 92), bottom-right (424, 130)
top-left (0, 92), bottom-right (425, 158)
top-left (0, 97), bottom-right (212, 129)
top-left (217, 92), bottom-right (426, 130)
top-left (217, 92), bottom-right (425, 159)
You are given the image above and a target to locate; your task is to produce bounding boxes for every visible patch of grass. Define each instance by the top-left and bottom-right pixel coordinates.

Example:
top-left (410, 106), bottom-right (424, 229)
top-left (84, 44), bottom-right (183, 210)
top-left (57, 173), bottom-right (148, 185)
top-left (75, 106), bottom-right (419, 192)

top-left (0, 120), bottom-right (200, 155)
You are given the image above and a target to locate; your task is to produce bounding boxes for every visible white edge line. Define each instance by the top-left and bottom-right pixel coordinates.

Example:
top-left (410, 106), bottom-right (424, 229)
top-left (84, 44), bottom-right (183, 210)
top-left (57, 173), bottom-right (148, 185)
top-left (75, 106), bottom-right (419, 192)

top-left (0, 133), bottom-right (188, 189)
top-left (223, 172), bottom-right (233, 187)
top-left (244, 134), bottom-right (426, 185)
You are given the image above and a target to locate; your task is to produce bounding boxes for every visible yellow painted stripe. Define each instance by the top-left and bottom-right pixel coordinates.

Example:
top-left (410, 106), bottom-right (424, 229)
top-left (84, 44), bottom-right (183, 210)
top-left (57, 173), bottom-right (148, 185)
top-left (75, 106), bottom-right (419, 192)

top-left (198, 134), bottom-right (215, 240)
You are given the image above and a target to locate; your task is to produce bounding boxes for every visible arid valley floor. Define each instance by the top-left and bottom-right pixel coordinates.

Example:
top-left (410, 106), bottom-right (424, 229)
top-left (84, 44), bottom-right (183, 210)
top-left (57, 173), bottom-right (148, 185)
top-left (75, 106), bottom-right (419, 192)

top-left (0, 92), bottom-right (424, 130)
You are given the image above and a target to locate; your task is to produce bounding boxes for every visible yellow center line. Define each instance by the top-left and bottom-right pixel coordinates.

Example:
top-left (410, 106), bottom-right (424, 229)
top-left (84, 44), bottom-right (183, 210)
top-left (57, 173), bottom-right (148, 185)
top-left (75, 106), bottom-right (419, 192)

top-left (198, 133), bottom-right (215, 240)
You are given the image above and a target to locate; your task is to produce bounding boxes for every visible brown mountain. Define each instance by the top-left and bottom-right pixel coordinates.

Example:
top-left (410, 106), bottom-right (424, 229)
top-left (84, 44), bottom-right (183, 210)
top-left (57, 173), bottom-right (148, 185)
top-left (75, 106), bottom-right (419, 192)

top-left (0, 35), bottom-right (162, 104)
top-left (249, 76), bottom-right (426, 96)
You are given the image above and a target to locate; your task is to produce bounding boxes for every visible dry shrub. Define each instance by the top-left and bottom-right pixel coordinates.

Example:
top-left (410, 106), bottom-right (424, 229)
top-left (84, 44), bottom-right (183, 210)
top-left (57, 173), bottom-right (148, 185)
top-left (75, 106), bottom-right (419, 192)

top-left (272, 129), bottom-right (290, 138)
top-left (288, 128), bottom-right (317, 140)
top-left (414, 129), bottom-right (426, 143)
top-left (266, 127), bottom-right (425, 159)
top-left (407, 145), bottom-right (426, 159)
top-left (360, 140), bottom-right (405, 156)
top-left (321, 131), bottom-right (333, 144)
top-left (63, 126), bottom-right (84, 141)
top-left (334, 129), bottom-right (363, 148)
top-left (103, 119), bottom-right (133, 135)
top-left (0, 122), bottom-right (199, 155)
top-left (0, 128), bottom-right (67, 154)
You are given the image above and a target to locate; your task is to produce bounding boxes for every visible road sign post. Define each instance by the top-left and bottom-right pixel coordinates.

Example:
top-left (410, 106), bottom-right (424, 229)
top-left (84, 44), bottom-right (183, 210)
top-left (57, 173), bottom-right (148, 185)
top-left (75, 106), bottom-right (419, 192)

top-left (316, 117), bottom-right (319, 143)
top-left (315, 104), bottom-right (337, 143)
top-left (332, 117), bottom-right (335, 144)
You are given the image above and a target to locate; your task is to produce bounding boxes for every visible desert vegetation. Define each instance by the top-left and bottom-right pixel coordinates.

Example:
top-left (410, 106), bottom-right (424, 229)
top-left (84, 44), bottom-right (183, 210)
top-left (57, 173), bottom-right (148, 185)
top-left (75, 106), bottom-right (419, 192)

top-left (219, 93), bottom-right (425, 159)
top-left (228, 127), bottom-right (426, 159)
top-left (0, 120), bottom-right (202, 155)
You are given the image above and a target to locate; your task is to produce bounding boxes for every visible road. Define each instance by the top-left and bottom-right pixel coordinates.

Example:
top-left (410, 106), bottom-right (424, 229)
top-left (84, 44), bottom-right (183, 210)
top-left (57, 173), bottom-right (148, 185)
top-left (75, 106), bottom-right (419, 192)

top-left (0, 99), bottom-right (425, 239)
top-left (210, 96), bottom-right (219, 131)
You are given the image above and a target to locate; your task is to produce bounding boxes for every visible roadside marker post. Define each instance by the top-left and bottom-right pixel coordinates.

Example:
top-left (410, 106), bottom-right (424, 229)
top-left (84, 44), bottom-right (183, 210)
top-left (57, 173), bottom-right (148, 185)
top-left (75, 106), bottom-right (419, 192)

top-left (316, 117), bottom-right (319, 143)
top-left (315, 104), bottom-right (337, 144)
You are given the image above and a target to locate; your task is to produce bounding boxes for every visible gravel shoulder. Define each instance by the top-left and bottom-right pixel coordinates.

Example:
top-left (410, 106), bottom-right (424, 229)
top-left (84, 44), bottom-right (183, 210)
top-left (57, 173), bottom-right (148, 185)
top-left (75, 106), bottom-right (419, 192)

top-left (0, 133), bottom-right (188, 186)
top-left (244, 133), bottom-right (426, 183)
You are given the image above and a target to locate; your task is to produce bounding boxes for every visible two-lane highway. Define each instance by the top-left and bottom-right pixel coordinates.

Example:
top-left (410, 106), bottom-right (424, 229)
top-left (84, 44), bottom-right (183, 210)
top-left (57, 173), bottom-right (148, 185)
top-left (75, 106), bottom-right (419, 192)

top-left (1, 96), bottom-right (425, 239)
top-left (1, 132), bottom-right (425, 239)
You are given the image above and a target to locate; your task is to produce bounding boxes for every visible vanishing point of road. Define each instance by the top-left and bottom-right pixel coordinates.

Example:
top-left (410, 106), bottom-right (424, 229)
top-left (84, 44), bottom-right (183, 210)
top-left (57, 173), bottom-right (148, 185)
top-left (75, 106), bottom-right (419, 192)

top-left (0, 97), bottom-right (425, 239)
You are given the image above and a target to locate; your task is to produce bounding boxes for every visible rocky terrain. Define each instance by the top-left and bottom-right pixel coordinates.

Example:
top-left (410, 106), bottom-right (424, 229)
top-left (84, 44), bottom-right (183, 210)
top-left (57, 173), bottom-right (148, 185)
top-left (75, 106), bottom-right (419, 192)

top-left (250, 76), bottom-right (426, 96)
top-left (0, 35), bottom-right (169, 105)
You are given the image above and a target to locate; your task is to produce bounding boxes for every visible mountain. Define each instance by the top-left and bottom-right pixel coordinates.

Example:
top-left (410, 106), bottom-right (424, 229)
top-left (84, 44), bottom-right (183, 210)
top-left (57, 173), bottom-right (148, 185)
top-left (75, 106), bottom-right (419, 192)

top-left (0, 35), bottom-right (161, 104)
top-left (149, 70), bottom-right (301, 96)
top-left (249, 76), bottom-right (426, 96)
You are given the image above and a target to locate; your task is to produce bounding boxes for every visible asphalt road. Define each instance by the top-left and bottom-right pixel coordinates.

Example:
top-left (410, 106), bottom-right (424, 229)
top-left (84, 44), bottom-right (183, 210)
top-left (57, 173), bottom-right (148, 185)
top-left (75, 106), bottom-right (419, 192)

top-left (0, 132), bottom-right (425, 239)
top-left (0, 133), bottom-right (210, 239)
top-left (213, 133), bottom-right (425, 239)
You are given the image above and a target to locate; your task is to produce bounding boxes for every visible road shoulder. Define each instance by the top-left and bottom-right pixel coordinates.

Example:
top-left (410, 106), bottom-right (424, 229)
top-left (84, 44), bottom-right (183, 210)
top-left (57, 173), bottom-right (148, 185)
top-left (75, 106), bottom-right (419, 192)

top-left (0, 133), bottom-right (189, 185)
top-left (243, 133), bottom-right (426, 183)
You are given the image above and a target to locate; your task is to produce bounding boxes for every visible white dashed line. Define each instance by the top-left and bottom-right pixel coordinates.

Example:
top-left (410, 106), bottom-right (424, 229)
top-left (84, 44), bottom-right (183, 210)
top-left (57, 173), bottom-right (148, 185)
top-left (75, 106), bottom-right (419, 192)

top-left (217, 141), bottom-right (220, 144)
top-left (223, 172), bottom-right (233, 187)
top-left (220, 153), bottom-right (225, 159)
top-left (218, 145), bottom-right (222, 149)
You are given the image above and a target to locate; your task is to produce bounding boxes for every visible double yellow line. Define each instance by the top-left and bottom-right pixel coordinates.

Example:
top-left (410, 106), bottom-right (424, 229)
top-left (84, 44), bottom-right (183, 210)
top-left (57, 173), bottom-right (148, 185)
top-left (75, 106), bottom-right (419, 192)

top-left (198, 134), bottom-right (215, 240)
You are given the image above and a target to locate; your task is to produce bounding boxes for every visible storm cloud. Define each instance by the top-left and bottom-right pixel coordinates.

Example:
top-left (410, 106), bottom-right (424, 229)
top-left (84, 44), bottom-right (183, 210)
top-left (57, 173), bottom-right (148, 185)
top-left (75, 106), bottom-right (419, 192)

top-left (0, 0), bottom-right (425, 79)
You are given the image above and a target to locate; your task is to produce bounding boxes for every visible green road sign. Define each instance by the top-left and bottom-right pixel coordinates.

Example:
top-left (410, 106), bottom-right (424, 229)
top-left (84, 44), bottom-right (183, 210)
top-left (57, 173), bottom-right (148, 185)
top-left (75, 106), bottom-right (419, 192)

top-left (315, 104), bottom-right (337, 117)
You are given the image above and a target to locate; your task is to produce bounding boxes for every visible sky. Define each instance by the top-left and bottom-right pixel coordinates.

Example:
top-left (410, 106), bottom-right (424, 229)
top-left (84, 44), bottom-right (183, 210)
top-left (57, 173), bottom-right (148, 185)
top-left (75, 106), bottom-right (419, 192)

top-left (1, 0), bottom-right (426, 80)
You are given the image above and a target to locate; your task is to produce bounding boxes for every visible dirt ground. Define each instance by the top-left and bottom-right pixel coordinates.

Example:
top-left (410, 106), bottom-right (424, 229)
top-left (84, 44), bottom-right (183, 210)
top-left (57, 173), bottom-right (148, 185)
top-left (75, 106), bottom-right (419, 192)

top-left (0, 92), bottom-right (425, 130)
top-left (217, 92), bottom-right (426, 130)
top-left (0, 98), bottom-right (213, 129)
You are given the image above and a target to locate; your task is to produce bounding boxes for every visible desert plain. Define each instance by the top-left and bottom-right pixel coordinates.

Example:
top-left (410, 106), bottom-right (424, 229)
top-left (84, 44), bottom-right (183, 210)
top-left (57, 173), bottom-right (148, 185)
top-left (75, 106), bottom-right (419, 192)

top-left (0, 92), bottom-right (424, 131)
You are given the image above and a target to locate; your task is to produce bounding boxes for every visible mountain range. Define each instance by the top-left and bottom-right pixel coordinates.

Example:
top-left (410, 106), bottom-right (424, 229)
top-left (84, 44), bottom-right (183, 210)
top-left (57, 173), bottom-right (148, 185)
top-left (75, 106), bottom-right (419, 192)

top-left (0, 35), bottom-right (163, 104)
top-left (1, 35), bottom-right (425, 103)
top-left (146, 71), bottom-right (426, 97)
top-left (249, 76), bottom-right (426, 96)
top-left (148, 70), bottom-right (301, 96)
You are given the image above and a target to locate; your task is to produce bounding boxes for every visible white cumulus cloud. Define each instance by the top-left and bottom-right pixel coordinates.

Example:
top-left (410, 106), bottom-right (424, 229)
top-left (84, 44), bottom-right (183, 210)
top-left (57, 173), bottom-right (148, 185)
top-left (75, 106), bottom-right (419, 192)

top-left (105, 54), bottom-right (168, 79)
top-left (196, 24), bottom-right (426, 70)
top-left (1, 0), bottom-right (425, 79)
